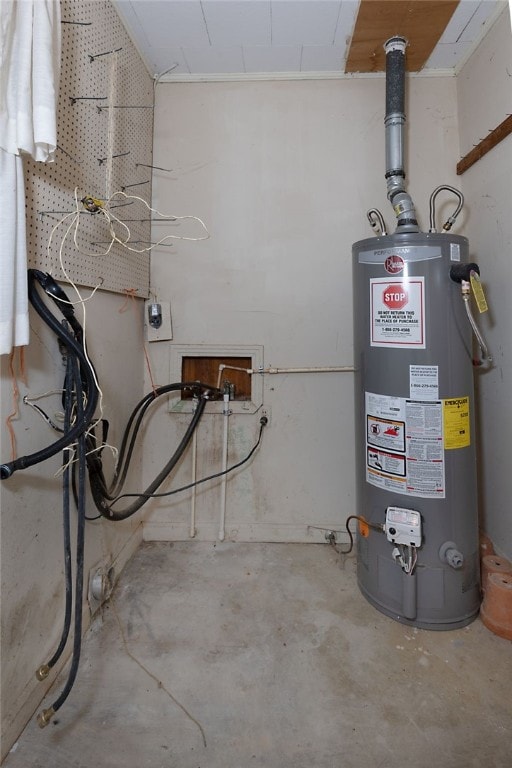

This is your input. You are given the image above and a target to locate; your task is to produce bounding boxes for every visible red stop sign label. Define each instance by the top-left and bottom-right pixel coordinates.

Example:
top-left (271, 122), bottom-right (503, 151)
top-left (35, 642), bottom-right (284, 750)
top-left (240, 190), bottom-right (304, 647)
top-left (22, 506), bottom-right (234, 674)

top-left (383, 285), bottom-right (408, 309)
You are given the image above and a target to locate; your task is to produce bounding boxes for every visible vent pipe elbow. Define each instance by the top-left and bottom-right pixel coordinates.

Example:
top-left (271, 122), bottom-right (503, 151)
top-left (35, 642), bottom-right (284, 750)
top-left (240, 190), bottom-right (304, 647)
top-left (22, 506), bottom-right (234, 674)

top-left (384, 36), bottom-right (419, 233)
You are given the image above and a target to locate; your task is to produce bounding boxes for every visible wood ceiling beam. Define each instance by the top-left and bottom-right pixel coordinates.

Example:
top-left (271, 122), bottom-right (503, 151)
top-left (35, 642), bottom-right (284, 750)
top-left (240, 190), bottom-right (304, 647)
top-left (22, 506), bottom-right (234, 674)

top-left (345, 0), bottom-right (460, 73)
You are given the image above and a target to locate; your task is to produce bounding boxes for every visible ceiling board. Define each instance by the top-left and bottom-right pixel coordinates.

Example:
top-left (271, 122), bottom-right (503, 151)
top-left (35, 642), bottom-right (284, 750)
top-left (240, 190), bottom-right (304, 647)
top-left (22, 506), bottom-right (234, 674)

top-left (112, 0), bottom-right (506, 78)
top-left (183, 45), bottom-right (245, 73)
top-left (345, 0), bottom-right (461, 72)
top-left (301, 44), bottom-right (346, 71)
top-left (437, 0), bottom-right (480, 43)
top-left (136, 1), bottom-right (210, 49)
top-left (202, 1), bottom-right (271, 46)
top-left (270, 0), bottom-right (342, 45)
top-left (243, 44), bottom-right (302, 72)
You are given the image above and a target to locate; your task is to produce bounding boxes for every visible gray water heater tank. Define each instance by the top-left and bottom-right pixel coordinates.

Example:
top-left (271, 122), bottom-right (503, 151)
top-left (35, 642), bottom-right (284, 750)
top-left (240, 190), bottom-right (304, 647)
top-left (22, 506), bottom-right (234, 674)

top-left (352, 231), bottom-right (481, 629)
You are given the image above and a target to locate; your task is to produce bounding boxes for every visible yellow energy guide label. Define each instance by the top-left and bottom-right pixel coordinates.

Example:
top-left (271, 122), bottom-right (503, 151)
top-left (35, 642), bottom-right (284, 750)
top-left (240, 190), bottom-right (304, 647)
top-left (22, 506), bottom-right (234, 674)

top-left (443, 396), bottom-right (470, 449)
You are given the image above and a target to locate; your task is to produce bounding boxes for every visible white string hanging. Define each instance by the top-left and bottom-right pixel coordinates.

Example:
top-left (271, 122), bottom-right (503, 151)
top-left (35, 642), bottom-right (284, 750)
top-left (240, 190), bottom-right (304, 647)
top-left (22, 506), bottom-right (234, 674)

top-left (48, 187), bottom-right (210, 262)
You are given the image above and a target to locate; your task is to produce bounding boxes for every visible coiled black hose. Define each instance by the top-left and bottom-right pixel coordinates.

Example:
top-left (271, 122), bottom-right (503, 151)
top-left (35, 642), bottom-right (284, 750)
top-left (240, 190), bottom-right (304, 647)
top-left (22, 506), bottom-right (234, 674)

top-left (82, 381), bottom-right (214, 522)
top-left (85, 382), bottom-right (214, 502)
top-left (1, 272), bottom-right (218, 511)
top-left (0, 271), bottom-right (99, 479)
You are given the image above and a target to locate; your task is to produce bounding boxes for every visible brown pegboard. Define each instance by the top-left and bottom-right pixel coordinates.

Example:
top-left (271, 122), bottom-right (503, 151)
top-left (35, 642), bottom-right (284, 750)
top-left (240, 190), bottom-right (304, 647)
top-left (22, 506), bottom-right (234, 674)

top-left (24, 0), bottom-right (153, 297)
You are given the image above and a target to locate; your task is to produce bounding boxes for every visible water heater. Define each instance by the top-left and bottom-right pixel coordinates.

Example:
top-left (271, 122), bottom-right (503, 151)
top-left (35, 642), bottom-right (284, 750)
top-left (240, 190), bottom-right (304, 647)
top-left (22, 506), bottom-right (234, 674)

top-left (352, 38), bottom-right (487, 629)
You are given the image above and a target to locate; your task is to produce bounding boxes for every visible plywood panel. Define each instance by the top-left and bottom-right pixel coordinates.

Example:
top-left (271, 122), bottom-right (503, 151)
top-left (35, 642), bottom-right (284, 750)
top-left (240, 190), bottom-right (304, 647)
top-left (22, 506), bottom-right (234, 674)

top-left (182, 356), bottom-right (252, 399)
top-left (345, 0), bottom-right (460, 73)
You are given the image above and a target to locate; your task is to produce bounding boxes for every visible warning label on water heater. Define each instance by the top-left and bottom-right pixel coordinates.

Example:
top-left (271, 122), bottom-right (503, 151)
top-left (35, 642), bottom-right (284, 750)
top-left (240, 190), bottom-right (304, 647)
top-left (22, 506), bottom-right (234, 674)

top-left (370, 277), bottom-right (425, 349)
top-left (365, 391), bottom-right (445, 499)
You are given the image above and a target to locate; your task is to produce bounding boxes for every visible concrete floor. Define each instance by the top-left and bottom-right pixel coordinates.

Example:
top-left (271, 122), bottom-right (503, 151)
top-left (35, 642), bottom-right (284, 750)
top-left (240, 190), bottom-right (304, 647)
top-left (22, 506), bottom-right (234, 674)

top-left (4, 542), bottom-right (511, 768)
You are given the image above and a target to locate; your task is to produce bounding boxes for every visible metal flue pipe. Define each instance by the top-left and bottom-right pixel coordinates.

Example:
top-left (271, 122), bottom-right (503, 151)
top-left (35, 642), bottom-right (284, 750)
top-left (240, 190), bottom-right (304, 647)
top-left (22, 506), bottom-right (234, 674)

top-left (384, 36), bottom-right (419, 233)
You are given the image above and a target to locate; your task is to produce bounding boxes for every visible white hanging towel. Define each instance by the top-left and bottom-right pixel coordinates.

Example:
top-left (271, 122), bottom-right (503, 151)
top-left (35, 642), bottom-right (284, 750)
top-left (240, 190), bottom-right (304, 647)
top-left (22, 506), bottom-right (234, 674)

top-left (0, 0), bottom-right (61, 355)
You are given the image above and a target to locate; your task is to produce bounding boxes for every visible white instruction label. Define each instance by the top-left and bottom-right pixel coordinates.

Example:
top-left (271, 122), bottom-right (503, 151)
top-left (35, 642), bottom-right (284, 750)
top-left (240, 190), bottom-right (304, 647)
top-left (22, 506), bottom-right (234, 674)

top-left (450, 243), bottom-right (461, 262)
top-left (410, 365), bottom-right (439, 400)
top-left (405, 400), bottom-right (444, 497)
top-left (370, 277), bottom-right (425, 349)
top-left (365, 392), bottom-right (445, 499)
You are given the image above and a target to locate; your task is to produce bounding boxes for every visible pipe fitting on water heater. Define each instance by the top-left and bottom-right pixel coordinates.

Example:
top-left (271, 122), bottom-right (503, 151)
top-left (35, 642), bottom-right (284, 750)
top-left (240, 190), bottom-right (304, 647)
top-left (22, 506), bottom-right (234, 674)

top-left (439, 541), bottom-right (464, 570)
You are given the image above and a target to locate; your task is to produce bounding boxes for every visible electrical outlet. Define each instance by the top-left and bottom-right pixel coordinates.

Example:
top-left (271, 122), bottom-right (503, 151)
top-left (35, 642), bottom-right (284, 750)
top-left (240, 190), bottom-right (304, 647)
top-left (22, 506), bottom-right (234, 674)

top-left (144, 300), bottom-right (172, 342)
top-left (260, 406), bottom-right (271, 425)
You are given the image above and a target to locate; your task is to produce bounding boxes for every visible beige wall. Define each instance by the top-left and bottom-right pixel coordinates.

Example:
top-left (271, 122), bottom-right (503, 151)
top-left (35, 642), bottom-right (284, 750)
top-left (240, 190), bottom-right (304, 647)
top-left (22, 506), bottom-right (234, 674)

top-left (144, 74), bottom-right (461, 543)
top-left (456, 6), bottom-right (512, 558)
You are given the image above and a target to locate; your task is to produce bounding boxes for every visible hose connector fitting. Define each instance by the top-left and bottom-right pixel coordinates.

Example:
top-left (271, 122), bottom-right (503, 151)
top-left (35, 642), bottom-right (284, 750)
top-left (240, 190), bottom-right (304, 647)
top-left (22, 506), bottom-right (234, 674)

top-left (37, 706), bottom-right (55, 728)
top-left (36, 664), bottom-right (50, 681)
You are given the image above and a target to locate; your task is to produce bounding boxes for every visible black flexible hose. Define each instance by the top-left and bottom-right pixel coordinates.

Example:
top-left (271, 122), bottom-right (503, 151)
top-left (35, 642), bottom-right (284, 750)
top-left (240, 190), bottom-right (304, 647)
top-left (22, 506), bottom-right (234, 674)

top-left (91, 382), bottom-right (215, 500)
top-left (7, 271), bottom-right (221, 727)
top-left (46, 352), bottom-right (75, 670)
top-left (0, 273), bottom-right (218, 520)
top-left (0, 271), bottom-right (98, 479)
top-left (35, 349), bottom-right (77, 684)
top-left (37, 355), bottom-right (87, 727)
top-left (49, 389), bottom-right (87, 714)
top-left (98, 392), bottom-right (209, 521)
top-left (113, 417), bottom-right (268, 503)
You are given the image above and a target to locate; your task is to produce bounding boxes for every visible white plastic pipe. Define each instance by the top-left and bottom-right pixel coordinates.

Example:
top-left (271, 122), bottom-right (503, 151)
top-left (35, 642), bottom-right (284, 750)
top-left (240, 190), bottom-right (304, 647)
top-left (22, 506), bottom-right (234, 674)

top-left (218, 393), bottom-right (230, 542)
top-left (189, 428), bottom-right (197, 538)
top-left (214, 363), bottom-right (354, 539)
top-left (217, 363), bottom-right (354, 387)
top-left (216, 364), bottom-right (249, 389)
top-left (253, 366), bottom-right (355, 374)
